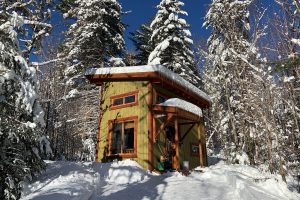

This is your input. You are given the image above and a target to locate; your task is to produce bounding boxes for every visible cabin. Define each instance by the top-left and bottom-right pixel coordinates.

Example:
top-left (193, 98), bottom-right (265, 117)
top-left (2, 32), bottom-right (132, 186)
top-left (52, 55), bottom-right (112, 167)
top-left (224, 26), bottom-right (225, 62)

top-left (85, 65), bottom-right (211, 171)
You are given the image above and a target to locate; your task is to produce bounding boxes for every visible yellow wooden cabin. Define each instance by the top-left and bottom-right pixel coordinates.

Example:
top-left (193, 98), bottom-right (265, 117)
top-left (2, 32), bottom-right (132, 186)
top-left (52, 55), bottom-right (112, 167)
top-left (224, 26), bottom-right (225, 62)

top-left (85, 65), bottom-right (211, 171)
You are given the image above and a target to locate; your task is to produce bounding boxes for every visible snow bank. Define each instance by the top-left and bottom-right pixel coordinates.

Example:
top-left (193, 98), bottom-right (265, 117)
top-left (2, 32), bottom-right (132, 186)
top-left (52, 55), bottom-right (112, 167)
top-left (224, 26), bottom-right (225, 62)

top-left (194, 161), bottom-right (299, 200)
top-left (106, 160), bottom-right (149, 185)
top-left (85, 65), bottom-right (211, 104)
top-left (158, 98), bottom-right (203, 117)
top-left (21, 159), bottom-right (300, 200)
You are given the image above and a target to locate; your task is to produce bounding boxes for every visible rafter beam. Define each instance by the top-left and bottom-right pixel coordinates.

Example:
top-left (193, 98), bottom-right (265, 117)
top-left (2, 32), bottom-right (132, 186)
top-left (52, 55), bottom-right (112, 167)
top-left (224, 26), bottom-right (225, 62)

top-left (154, 114), bottom-right (174, 142)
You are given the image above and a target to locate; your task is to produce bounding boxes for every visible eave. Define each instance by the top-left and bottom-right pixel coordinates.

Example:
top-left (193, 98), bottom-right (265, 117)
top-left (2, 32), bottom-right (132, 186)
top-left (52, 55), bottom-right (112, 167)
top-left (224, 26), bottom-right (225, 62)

top-left (85, 66), bottom-right (211, 109)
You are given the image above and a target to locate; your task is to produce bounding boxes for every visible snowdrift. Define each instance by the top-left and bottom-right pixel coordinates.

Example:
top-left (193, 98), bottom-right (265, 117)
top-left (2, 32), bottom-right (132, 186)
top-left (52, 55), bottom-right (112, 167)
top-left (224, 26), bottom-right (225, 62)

top-left (21, 159), bottom-right (299, 200)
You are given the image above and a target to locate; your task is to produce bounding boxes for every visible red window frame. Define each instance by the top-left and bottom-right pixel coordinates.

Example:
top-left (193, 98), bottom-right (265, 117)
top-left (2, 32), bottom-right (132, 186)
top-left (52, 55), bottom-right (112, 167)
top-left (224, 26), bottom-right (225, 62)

top-left (110, 90), bottom-right (139, 110)
top-left (107, 116), bottom-right (138, 158)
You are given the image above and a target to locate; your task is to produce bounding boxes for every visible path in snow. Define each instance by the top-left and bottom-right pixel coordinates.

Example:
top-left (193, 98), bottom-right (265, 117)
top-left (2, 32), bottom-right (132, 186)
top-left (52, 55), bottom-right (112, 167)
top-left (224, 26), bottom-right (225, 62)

top-left (21, 159), bottom-right (299, 200)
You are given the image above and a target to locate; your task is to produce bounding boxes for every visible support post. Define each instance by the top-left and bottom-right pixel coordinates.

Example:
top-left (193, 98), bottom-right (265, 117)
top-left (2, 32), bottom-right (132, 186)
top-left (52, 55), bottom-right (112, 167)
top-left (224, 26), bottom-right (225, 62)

top-left (174, 118), bottom-right (180, 170)
top-left (153, 115), bottom-right (156, 143)
top-left (198, 122), bottom-right (203, 167)
top-left (148, 82), bottom-right (153, 171)
top-left (203, 126), bottom-right (208, 166)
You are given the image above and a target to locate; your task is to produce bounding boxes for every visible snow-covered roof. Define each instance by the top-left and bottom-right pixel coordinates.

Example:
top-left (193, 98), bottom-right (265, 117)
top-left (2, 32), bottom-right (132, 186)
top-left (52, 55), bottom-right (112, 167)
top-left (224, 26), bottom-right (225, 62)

top-left (85, 65), bottom-right (211, 105)
top-left (158, 98), bottom-right (202, 117)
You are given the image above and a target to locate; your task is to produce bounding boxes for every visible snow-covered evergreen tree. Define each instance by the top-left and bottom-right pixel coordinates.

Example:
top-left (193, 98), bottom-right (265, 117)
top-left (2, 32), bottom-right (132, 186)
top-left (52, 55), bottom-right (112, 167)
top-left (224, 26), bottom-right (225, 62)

top-left (148, 0), bottom-right (200, 85)
top-left (62, 0), bottom-right (125, 87)
top-left (130, 23), bottom-right (153, 65)
top-left (0, 11), bottom-right (45, 199)
top-left (55, 0), bottom-right (125, 161)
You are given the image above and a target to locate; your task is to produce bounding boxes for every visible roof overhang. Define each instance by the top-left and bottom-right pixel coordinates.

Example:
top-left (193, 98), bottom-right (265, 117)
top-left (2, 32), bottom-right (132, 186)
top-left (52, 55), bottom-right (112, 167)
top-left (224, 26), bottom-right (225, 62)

top-left (85, 65), bottom-right (211, 109)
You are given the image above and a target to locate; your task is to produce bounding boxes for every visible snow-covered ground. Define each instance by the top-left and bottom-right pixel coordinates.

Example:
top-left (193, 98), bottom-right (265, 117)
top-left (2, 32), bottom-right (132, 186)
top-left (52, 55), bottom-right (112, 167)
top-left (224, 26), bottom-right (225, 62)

top-left (21, 159), bottom-right (300, 200)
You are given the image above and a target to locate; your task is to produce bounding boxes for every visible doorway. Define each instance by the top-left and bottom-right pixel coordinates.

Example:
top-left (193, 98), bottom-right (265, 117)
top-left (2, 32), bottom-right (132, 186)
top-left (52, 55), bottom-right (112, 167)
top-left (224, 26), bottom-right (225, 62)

top-left (165, 125), bottom-right (176, 170)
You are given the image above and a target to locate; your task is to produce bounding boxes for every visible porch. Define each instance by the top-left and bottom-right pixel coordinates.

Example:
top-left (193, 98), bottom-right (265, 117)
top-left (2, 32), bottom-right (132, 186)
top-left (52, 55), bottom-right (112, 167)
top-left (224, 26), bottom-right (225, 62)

top-left (151, 99), bottom-right (207, 171)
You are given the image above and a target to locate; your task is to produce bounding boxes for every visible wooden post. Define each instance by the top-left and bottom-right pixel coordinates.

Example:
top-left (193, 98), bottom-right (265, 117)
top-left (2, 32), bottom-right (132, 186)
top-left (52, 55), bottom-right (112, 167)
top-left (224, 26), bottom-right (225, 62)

top-left (198, 122), bottom-right (203, 167)
top-left (148, 82), bottom-right (153, 171)
top-left (174, 118), bottom-right (180, 170)
top-left (203, 126), bottom-right (208, 166)
top-left (153, 116), bottom-right (156, 143)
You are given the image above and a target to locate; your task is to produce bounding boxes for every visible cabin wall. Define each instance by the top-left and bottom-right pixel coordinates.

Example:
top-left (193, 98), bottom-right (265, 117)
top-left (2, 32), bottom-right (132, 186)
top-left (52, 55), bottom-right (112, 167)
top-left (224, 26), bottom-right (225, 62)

top-left (179, 119), bottom-right (207, 169)
top-left (98, 81), bottom-right (149, 169)
top-left (179, 124), bottom-right (200, 169)
top-left (152, 84), bottom-right (178, 103)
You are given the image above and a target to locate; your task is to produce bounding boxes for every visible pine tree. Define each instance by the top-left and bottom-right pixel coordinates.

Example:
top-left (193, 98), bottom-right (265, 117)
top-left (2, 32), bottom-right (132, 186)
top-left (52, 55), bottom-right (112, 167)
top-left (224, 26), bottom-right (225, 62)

top-left (148, 0), bottom-right (200, 85)
top-left (130, 22), bottom-right (153, 65)
top-left (0, 11), bottom-right (45, 199)
top-left (62, 0), bottom-right (125, 86)
top-left (57, 0), bottom-right (125, 161)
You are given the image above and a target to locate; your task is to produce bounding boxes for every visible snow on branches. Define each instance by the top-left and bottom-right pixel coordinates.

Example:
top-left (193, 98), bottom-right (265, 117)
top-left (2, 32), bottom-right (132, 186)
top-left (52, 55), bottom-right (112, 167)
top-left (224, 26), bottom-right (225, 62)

top-left (148, 0), bottom-right (200, 85)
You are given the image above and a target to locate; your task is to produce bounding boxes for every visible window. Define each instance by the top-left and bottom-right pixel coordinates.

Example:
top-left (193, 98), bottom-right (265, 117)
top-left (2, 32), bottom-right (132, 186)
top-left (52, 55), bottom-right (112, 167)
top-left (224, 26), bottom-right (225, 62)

top-left (110, 91), bottom-right (138, 110)
top-left (125, 95), bottom-right (135, 104)
top-left (109, 117), bottom-right (137, 157)
top-left (112, 98), bottom-right (123, 106)
top-left (190, 143), bottom-right (199, 156)
top-left (156, 92), bottom-right (168, 104)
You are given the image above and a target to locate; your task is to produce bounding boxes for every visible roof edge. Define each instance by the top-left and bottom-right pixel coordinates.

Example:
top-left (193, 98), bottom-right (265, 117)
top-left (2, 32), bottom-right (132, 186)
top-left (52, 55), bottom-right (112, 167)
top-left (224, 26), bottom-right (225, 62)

top-left (85, 65), bottom-right (212, 108)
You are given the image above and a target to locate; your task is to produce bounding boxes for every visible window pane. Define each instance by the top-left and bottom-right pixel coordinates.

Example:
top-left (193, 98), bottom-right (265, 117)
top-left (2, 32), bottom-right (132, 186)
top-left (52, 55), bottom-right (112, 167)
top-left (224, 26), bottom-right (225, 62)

top-left (123, 122), bottom-right (134, 153)
top-left (113, 98), bottom-right (123, 106)
top-left (157, 95), bottom-right (166, 104)
top-left (191, 144), bottom-right (199, 155)
top-left (111, 123), bottom-right (122, 154)
top-left (124, 95), bottom-right (135, 104)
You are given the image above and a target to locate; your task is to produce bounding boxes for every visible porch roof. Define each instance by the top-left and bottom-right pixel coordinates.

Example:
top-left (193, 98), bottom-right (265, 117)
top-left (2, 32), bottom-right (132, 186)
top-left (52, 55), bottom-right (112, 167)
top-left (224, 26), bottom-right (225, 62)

top-left (153, 98), bottom-right (203, 122)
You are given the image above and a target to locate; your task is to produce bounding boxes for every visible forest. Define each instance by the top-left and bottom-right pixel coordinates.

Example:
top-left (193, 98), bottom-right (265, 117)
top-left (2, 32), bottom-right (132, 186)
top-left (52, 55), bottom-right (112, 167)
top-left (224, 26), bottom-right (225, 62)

top-left (0, 0), bottom-right (299, 199)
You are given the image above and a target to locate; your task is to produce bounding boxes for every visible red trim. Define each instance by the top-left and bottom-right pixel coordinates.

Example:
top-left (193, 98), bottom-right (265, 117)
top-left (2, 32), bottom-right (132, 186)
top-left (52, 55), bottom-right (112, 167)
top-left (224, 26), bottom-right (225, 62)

top-left (107, 116), bottom-right (138, 158)
top-left (148, 82), bottom-right (153, 171)
top-left (174, 118), bottom-right (180, 170)
top-left (109, 90), bottom-right (139, 110)
top-left (203, 126), bottom-right (208, 166)
top-left (198, 123), bottom-right (204, 167)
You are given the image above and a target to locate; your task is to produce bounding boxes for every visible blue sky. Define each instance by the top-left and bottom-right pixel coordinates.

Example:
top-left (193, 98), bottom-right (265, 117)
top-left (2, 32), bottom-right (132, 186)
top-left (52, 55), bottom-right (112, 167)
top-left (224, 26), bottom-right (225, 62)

top-left (33, 0), bottom-right (278, 62)
top-left (119, 0), bottom-right (212, 51)
top-left (31, 0), bottom-right (212, 62)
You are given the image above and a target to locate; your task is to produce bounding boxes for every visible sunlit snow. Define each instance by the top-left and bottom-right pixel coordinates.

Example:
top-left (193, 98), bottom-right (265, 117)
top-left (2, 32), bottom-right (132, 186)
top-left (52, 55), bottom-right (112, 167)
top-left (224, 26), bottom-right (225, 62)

top-left (21, 159), bottom-right (300, 200)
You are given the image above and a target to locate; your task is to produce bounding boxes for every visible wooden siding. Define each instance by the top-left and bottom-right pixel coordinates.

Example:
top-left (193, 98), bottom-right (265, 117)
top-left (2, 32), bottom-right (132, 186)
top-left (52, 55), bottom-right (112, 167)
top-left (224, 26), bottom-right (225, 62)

top-left (97, 81), bottom-right (149, 169)
top-left (179, 123), bottom-right (200, 169)
top-left (97, 81), bottom-right (207, 170)
top-left (152, 84), bottom-right (208, 170)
